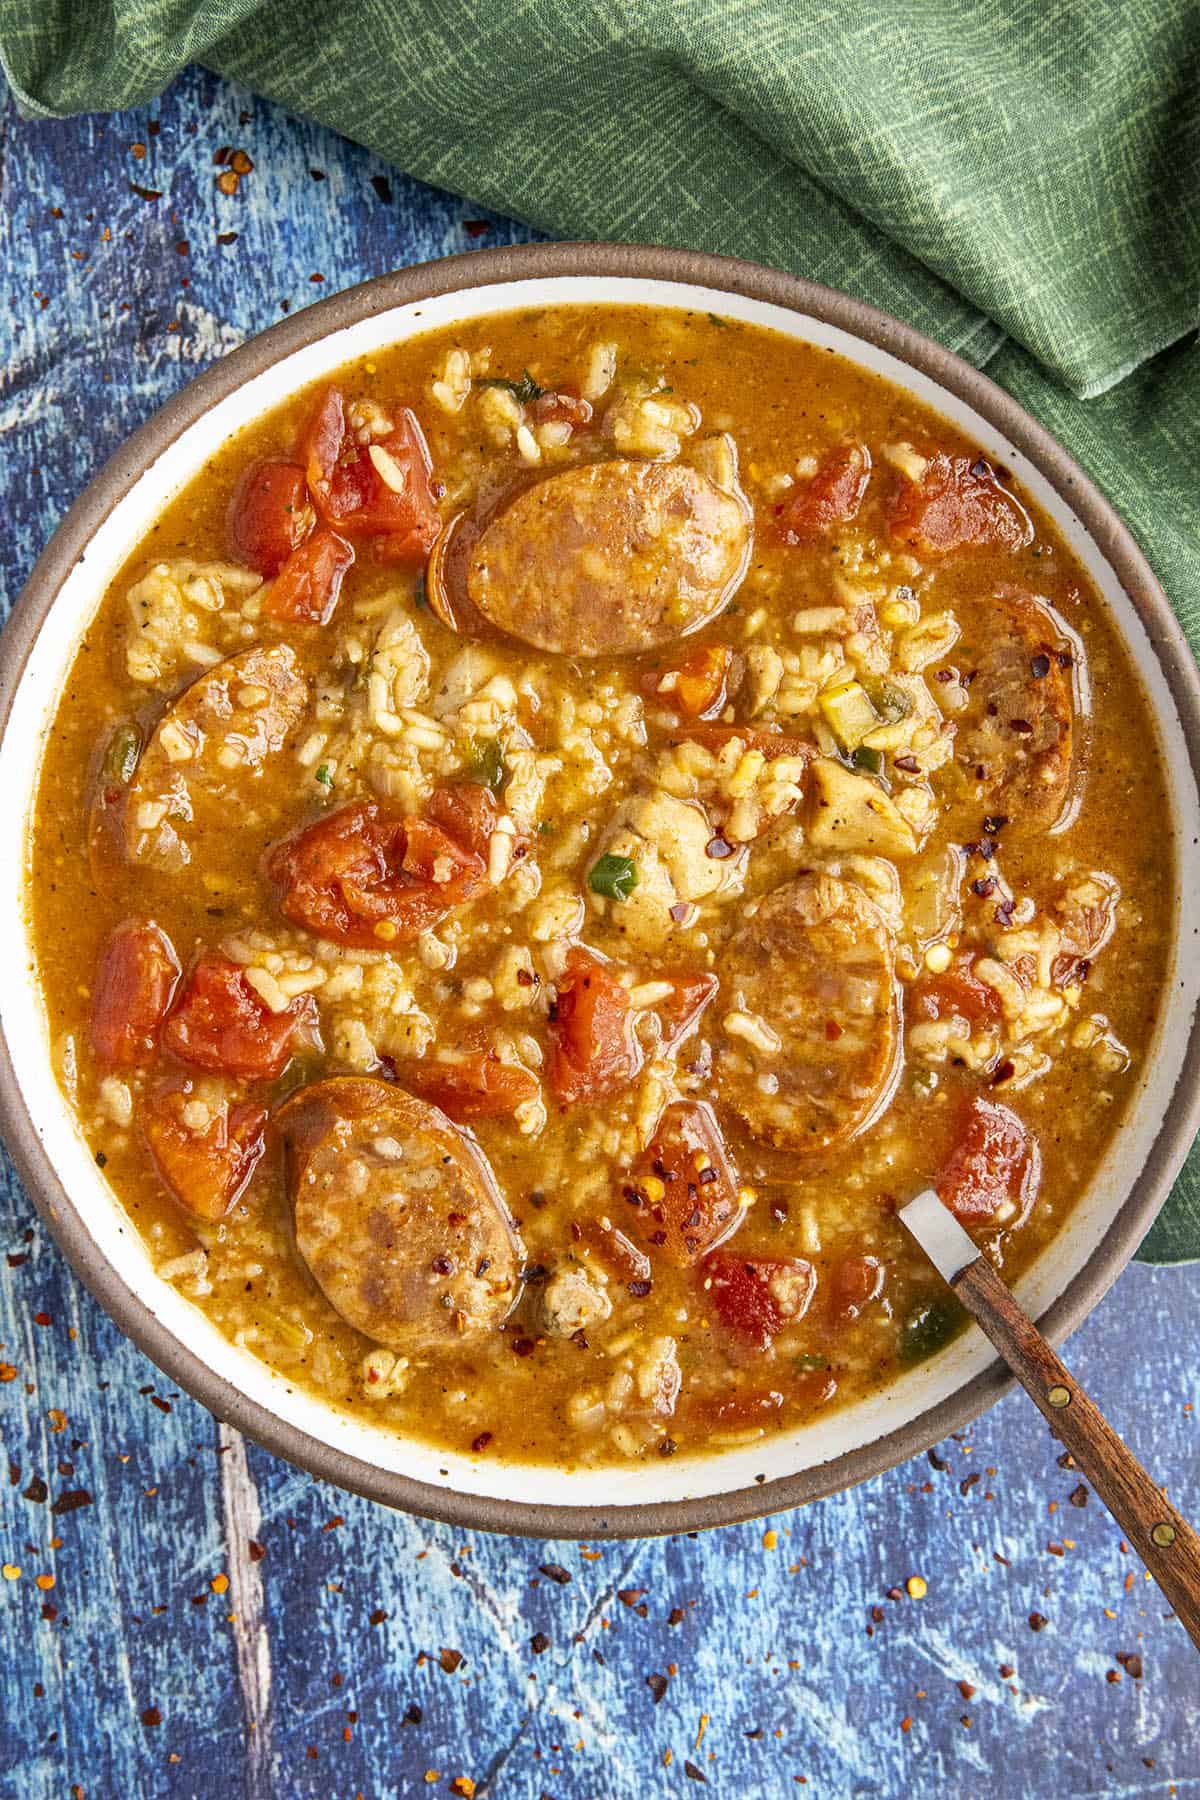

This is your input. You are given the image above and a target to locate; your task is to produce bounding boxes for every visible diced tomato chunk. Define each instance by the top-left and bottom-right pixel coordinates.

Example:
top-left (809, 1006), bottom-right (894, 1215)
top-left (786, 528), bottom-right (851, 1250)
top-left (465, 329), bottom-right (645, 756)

top-left (705, 1252), bottom-right (817, 1351)
top-left (912, 955), bottom-right (1002, 1026)
top-left (394, 1050), bottom-right (539, 1121)
top-left (426, 782), bottom-right (528, 865)
top-left (144, 1086), bottom-right (266, 1221)
top-left (547, 946), bottom-right (643, 1106)
top-left (162, 953), bottom-right (315, 1081)
top-left (829, 1254), bottom-right (884, 1329)
top-left (227, 459), bottom-right (315, 575)
top-left (936, 1095), bottom-right (1041, 1223)
top-left (656, 970), bottom-right (718, 1052)
top-left (652, 645), bottom-right (732, 718)
top-left (889, 451), bottom-right (1033, 558)
top-left (627, 1101), bottom-right (741, 1265)
top-left (778, 441), bottom-right (871, 543)
top-left (90, 919), bottom-right (180, 1068)
top-left (266, 799), bottom-right (487, 949)
top-left (263, 528), bottom-right (354, 625)
top-left (298, 385), bottom-right (440, 558)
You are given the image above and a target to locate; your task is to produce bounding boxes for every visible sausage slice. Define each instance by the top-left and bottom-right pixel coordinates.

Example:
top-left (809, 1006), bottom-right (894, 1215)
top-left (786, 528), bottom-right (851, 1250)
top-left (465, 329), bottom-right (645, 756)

top-left (278, 1077), bottom-right (522, 1352)
top-left (715, 873), bottom-right (899, 1154)
top-left (466, 459), bottom-right (751, 656)
top-left (126, 644), bottom-right (309, 871)
top-left (956, 586), bottom-right (1075, 831)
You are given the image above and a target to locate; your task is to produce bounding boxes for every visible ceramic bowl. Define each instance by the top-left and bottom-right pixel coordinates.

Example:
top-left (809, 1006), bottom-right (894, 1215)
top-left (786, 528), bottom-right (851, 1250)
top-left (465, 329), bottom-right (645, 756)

top-left (3, 243), bottom-right (1199, 1537)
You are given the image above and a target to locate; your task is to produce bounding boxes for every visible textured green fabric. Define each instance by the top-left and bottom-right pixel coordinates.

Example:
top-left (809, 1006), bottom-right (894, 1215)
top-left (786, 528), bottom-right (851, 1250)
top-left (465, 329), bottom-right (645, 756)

top-left (2, 1), bottom-right (1198, 1257)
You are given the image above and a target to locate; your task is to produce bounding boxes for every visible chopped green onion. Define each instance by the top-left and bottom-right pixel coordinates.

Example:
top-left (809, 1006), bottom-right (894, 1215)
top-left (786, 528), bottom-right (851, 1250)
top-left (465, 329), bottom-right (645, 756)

top-left (899, 1294), bottom-right (964, 1366)
top-left (412, 570), bottom-right (428, 611)
top-left (851, 745), bottom-right (884, 777)
top-left (315, 764), bottom-right (333, 788)
top-left (102, 722), bottom-right (142, 786)
top-left (793, 1353), bottom-right (829, 1372)
top-left (466, 737), bottom-right (506, 792)
top-left (588, 852), bottom-right (639, 902)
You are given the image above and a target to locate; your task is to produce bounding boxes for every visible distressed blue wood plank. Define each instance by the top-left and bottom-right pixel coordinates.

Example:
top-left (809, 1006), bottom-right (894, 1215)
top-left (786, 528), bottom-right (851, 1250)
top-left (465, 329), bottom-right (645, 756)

top-left (1, 63), bottom-right (1198, 1799)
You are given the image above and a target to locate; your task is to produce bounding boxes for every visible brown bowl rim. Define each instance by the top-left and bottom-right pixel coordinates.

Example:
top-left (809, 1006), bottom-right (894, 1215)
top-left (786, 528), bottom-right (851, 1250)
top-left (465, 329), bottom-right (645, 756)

top-left (3, 240), bottom-right (1198, 1539)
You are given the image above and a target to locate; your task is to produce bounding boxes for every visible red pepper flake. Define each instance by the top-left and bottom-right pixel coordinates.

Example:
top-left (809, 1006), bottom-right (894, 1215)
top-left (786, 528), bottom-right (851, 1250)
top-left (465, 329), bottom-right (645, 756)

top-left (530, 1632), bottom-right (551, 1655)
top-left (1116, 1651), bottom-right (1143, 1680)
top-left (463, 220), bottom-right (490, 237)
top-left (130, 182), bottom-right (162, 201)
top-left (509, 1336), bottom-right (536, 1357)
top-left (23, 1475), bottom-right (48, 1504)
top-left (998, 1662), bottom-right (1015, 1679)
top-left (538, 1563), bottom-right (571, 1585)
top-left (1068, 1483), bottom-right (1089, 1507)
top-left (216, 231), bottom-right (238, 245)
top-left (34, 1312), bottom-right (52, 1328)
top-left (438, 1647), bottom-right (464, 1674)
top-left (627, 1279), bottom-right (652, 1299)
top-left (370, 175), bottom-right (394, 204)
top-left (617, 1588), bottom-right (647, 1607)
top-left (1046, 1540), bottom-right (1065, 1557)
top-left (140, 1706), bottom-right (162, 1728)
top-left (310, 273), bottom-right (326, 284)
top-left (646, 1672), bottom-right (669, 1703)
top-left (174, 239), bottom-right (189, 256)
top-left (471, 1432), bottom-right (493, 1454)
top-left (7, 1253), bottom-right (27, 1267)
top-left (216, 170), bottom-right (240, 197)
top-left (150, 1396), bottom-right (172, 1414)
top-left (1028, 1611), bottom-right (1048, 1631)
top-left (900, 1716), bottom-right (913, 1733)
top-left (684, 1763), bottom-right (707, 1784)
top-left (658, 1437), bottom-right (678, 1458)
top-left (323, 1515), bottom-right (345, 1532)
top-left (248, 1539), bottom-right (266, 1562)
top-left (0, 1364), bottom-right (17, 1383)
top-left (49, 1488), bottom-right (92, 1516)
top-left (369, 1608), bottom-right (388, 1626)
top-left (403, 1703), bottom-right (423, 1725)
top-left (957, 1680), bottom-right (976, 1701)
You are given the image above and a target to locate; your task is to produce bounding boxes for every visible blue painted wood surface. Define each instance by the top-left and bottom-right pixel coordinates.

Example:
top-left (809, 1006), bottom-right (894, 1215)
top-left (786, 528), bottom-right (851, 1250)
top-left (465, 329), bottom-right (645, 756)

top-left (0, 64), bottom-right (1197, 1799)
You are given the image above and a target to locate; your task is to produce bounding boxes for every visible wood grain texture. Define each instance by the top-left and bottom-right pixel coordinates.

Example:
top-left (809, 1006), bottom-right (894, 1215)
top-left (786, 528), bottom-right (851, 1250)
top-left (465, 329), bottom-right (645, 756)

top-left (0, 63), bottom-right (1198, 1797)
top-left (955, 1257), bottom-right (1200, 1651)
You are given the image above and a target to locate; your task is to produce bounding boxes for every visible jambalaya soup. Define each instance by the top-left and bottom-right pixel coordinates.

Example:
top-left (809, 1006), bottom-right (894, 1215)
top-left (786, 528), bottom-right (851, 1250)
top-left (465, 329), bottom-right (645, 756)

top-left (30, 306), bottom-right (1173, 1468)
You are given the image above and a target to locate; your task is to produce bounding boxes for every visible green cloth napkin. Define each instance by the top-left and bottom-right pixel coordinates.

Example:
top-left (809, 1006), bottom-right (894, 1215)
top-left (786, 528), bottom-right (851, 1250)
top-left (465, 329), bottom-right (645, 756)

top-left (3, 1), bottom-right (1198, 1259)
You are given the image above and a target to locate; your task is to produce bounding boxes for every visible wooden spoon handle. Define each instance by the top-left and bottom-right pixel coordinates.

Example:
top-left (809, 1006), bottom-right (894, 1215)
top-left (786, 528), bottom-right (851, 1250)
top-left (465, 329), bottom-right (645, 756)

top-left (954, 1255), bottom-right (1200, 1648)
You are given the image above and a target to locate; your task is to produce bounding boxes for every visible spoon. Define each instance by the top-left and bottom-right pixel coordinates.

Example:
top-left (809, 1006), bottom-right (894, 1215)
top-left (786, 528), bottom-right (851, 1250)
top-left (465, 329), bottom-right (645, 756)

top-left (899, 1187), bottom-right (1200, 1650)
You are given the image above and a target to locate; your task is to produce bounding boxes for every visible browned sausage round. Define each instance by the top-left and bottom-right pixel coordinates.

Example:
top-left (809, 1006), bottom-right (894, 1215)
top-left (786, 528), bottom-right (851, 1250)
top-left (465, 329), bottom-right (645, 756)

top-left (714, 873), bottom-right (899, 1155)
top-left (125, 643), bottom-right (309, 871)
top-left (465, 459), bottom-right (751, 656)
top-left (956, 586), bottom-right (1075, 831)
top-left (278, 1077), bottom-right (523, 1352)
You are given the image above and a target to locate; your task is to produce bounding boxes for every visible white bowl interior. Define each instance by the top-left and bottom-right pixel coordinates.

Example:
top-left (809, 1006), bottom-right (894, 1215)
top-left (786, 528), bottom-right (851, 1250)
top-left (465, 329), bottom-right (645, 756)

top-left (5, 274), bottom-right (1198, 1510)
